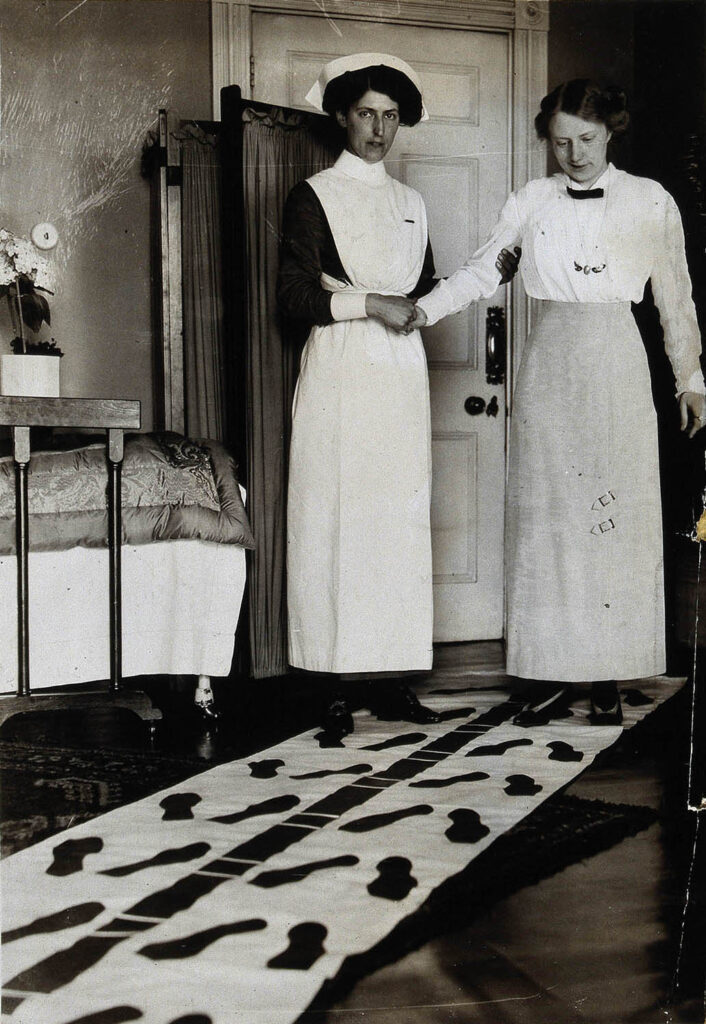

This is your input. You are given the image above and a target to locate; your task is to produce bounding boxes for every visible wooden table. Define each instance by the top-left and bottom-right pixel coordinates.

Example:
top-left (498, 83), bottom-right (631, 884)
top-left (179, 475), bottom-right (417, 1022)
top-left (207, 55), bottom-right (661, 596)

top-left (0, 397), bottom-right (162, 733)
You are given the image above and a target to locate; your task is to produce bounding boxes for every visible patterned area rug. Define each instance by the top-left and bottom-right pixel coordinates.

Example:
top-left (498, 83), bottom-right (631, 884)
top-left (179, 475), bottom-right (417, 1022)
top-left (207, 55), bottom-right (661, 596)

top-left (0, 676), bottom-right (683, 1024)
top-left (0, 743), bottom-right (210, 858)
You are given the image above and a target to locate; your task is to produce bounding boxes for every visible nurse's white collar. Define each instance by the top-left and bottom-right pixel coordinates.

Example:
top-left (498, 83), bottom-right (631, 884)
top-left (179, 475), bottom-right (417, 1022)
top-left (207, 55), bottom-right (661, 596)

top-left (334, 148), bottom-right (389, 186)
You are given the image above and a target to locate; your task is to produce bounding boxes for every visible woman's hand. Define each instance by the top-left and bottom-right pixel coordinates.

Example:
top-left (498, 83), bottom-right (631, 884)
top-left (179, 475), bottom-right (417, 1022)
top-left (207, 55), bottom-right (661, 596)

top-left (679, 391), bottom-right (705, 438)
top-left (408, 306), bottom-right (427, 330)
top-left (366, 294), bottom-right (416, 332)
top-left (496, 246), bottom-right (522, 284)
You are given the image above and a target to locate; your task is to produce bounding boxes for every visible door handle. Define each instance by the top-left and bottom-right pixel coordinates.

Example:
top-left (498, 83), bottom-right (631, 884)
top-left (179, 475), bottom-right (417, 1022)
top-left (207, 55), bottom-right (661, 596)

top-left (486, 305), bottom-right (506, 385)
top-left (464, 396), bottom-right (486, 415)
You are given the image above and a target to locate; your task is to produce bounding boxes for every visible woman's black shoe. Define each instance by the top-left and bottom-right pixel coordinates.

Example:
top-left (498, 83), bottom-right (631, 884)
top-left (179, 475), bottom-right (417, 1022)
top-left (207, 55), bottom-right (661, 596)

top-left (513, 681), bottom-right (574, 727)
top-left (590, 680), bottom-right (623, 725)
top-left (196, 702), bottom-right (220, 722)
top-left (322, 698), bottom-right (355, 738)
top-left (374, 684), bottom-right (441, 724)
top-left (194, 697), bottom-right (220, 728)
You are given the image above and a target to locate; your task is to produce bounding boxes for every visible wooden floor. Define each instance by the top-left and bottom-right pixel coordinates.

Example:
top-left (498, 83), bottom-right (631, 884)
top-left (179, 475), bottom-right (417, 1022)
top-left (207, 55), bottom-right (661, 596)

top-left (2, 641), bottom-right (705, 1024)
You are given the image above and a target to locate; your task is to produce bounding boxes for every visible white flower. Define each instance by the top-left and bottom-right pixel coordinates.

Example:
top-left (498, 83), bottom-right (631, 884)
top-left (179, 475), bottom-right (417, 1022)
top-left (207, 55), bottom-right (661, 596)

top-left (0, 229), bottom-right (54, 291)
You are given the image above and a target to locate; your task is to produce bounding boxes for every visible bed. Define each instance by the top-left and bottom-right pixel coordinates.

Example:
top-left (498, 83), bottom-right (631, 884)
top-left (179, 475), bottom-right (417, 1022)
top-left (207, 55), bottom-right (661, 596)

top-left (0, 423), bottom-right (254, 723)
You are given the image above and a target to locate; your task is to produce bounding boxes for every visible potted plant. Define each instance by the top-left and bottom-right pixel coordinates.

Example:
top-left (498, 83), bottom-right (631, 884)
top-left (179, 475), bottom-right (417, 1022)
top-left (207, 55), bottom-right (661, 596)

top-left (0, 228), bottom-right (62, 397)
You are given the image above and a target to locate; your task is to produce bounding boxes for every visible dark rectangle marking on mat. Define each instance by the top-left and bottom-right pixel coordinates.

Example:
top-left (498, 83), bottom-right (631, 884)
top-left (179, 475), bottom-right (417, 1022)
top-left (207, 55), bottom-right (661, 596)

top-left (305, 785), bottom-right (378, 817)
top-left (96, 917), bottom-right (155, 933)
top-left (226, 824), bottom-right (316, 862)
top-left (287, 813), bottom-right (336, 826)
top-left (373, 759), bottom-right (430, 781)
top-left (353, 777), bottom-right (397, 789)
top-left (200, 859), bottom-right (253, 876)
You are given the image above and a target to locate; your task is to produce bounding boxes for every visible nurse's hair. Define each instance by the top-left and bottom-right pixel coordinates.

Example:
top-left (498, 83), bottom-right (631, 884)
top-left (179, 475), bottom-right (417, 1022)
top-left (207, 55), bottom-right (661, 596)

top-left (322, 65), bottom-right (423, 126)
top-left (535, 79), bottom-right (629, 139)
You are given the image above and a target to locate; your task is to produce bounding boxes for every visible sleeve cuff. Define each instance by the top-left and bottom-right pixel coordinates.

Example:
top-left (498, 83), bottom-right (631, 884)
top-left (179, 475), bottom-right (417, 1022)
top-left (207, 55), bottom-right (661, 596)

top-left (677, 369), bottom-right (706, 396)
top-left (415, 280), bottom-right (453, 327)
top-left (330, 291), bottom-right (369, 321)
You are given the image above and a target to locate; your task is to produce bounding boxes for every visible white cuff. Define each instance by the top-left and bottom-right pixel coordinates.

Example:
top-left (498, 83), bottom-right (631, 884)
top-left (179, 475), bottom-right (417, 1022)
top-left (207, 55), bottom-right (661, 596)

top-left (330, 291), bottom-right (369, 321)
top-left (415, 279), bottom-right (454, 327)
top-left (677, 370), bottom-right (706, 396)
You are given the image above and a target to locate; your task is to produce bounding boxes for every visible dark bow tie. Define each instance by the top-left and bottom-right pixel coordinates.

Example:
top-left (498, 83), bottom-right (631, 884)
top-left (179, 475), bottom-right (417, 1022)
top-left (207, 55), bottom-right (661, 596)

top-left (567, 186), bottom-right (604, 200)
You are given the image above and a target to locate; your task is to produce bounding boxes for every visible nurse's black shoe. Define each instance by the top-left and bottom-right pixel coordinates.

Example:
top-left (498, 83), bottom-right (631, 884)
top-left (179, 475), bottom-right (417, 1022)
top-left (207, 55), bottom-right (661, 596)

top-left (589, 680), bottom-right (623, 725)
top-left (374, 684), bottom-right (441, 724)
top-left (512, 681), bottom-right (574, 727)
top-left (321, 697), bottom-right (355, 738)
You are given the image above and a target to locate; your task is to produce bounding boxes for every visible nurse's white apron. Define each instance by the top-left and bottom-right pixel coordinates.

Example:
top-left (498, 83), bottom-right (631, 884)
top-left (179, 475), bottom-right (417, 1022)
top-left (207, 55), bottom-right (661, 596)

top-left (287, 158), bottom-right (434, 675)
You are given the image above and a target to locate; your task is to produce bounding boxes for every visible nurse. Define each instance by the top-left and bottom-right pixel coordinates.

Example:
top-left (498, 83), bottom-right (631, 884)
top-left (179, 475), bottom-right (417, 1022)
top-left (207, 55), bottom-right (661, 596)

top-left (412, 79), bottom-right (705, 725)
top-left (278, 53), bottom-right (518, 737)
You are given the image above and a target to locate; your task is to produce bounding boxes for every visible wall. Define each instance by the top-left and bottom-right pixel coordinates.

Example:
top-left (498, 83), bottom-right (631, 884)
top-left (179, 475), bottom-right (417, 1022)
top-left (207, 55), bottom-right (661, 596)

top-left (0, 0), bottom-right (211, 429)
top-left (547, 0), bottom-right (636, 170)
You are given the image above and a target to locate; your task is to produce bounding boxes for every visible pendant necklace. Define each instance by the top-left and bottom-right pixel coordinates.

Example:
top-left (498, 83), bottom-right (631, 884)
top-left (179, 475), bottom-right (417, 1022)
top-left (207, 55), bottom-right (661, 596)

top-left (569, 179), bottom-right (609, 275)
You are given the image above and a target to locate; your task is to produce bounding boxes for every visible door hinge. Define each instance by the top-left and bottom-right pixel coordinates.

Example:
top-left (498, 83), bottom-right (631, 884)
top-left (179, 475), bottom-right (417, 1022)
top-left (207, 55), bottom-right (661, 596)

top-left (250, 54), bottom-right (255, 91)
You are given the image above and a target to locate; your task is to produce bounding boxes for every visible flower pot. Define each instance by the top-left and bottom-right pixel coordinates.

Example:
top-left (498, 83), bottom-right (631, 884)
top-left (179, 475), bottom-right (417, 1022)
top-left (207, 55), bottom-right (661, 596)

top-left (0, 353), bottom-right (61, 397)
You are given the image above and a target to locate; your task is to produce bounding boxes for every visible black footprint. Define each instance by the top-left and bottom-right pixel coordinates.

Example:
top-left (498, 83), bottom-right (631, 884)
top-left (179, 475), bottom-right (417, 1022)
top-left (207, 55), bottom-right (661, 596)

top-left (211, 795), bottom-right (300, 825)
top-left (3, 902), bottom-right (105, 943)
top-left (361, 732), bottom-right (426, 751)
top-left (59, 1008), bottom-right (143, 1024)
top-left (249, 759), bottom-right (285, 779)
top-left (167, 1018), bottom-right (213, 1024)
top-left (410, 770), bottom-right (489, 789)
top-left (466, 738), bottom-right (533, 757)
top-left (367, 857), bottom-right (418, 901)
top-left (504, 774), bottom-right (543, 796)
top-left (252, 854), bottom-right (359, 889)
top-left (267, 922), bottom-right (327, 970)
top-left (139, 918), bottom-right (266, 960)
top-left (547, 741), bottom-right (584, 763)
top-left (314, 731), bottom-right (345, 748)
top-left (160, 793), bottom-right (201, 821)
top-left (101, 843), bottom-right (210, 877)
top-left (445, 809), bottom-right (490, 843)
top-left (292, 763), bottom-right (372, 780)
top-left (340, 805), bottom-right (433, 833)
top-left (47, 837), bottom-right (103, 876)
top-left (623, 688), bottom-right (654, 707)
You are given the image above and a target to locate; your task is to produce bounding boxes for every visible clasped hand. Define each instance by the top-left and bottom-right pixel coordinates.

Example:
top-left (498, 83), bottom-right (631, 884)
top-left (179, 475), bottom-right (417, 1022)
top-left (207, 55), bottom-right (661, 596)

top-left (366, 246), bottom-right (522, 335)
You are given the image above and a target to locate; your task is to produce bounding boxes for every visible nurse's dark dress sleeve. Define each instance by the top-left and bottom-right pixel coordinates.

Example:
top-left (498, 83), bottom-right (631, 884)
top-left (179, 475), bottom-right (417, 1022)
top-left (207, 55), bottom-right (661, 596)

top-left (277, 181), bottom-right (350, 327)
top-left (409, 239), bottom-right (438, 299)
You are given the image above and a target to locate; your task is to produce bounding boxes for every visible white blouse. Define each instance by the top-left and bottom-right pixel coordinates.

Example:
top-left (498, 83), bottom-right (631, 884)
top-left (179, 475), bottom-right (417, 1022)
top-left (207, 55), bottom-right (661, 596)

top-left (416, 163), bottom-right (705, 395)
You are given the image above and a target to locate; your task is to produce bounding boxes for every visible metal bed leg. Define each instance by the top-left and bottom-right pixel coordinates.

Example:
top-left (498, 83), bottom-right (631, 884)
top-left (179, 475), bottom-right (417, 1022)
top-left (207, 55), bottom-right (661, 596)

top-left (12, 426), bottom-right (31, 698)
top-left (107, 428), bottom-right (123, 693)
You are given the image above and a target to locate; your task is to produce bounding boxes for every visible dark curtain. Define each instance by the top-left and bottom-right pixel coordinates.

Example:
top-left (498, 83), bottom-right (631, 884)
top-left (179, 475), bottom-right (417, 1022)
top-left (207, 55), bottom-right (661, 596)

top-left (180, 125), bottom-right (227, 441)
top-left (242, 107), bottom-right (336, 679)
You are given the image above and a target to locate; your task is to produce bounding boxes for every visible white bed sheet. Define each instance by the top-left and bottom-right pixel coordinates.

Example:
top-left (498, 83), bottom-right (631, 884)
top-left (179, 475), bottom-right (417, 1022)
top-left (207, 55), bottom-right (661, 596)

top-left (0, 539), bottom-right (246, 691)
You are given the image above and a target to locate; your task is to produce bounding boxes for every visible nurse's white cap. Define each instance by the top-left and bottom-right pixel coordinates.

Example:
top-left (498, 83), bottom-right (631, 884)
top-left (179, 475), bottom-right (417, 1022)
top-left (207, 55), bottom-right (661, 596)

top-left (305, 52), bottom-right (429, 122)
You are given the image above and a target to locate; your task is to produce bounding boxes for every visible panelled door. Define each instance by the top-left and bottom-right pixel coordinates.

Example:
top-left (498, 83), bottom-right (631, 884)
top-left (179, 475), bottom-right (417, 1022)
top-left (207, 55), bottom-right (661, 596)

top-left (251, 14), bottom-right (511, 641)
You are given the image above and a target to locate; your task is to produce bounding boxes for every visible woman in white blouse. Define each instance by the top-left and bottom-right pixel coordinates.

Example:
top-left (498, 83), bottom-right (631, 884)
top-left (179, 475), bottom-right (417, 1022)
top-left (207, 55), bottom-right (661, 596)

top-left (413, 79), bottom-right (705, 725)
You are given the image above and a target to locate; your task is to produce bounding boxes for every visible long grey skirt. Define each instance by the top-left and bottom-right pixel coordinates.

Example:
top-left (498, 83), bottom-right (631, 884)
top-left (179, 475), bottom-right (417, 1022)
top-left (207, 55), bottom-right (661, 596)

top-left (505, 300), bottom-right (665, 682)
